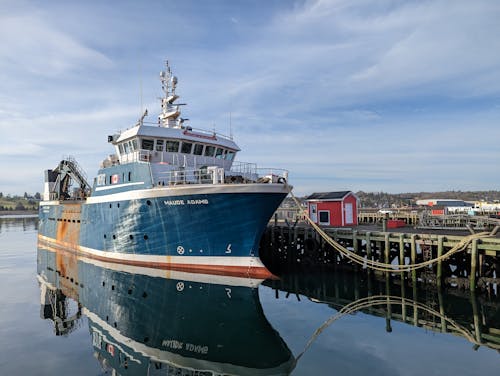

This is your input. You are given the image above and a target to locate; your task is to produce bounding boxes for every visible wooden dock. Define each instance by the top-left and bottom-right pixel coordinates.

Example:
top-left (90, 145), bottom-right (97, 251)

top-left (260, 225), bottom-right (499, 294)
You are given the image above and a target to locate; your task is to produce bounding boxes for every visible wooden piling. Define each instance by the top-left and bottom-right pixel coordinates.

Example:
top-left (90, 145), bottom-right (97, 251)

top-left (470, 239), bottom-right (478, 291)
top-left (470, 291), bottom-right (482, 345)
top-left (384, 233), bottom-right (390, 265)
top-left (353, 230), bottom-right (358, 254)
top-left (437, 236), bottom-right (444, 289)
top-left (399, 234), bottom-right (405, 285)
top-left (366, 231), bottom-right (372, 261)
top-left (411, 234), bottom-right (417, 286)
top-left (438, 289), bottom-right (447, 333)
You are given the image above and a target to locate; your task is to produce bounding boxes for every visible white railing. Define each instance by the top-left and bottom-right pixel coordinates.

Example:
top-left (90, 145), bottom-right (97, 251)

top-left (151, 164), bottom-right (289, 187)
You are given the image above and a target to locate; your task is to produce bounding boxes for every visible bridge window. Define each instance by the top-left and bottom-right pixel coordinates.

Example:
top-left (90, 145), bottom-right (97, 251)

top-left (166, 140), bottom-right (179, 152)
top-left (193, 144), bottom-right (203, 155)
top-left (131, 139), bottom-right (138, 151)
top-left (226, 151), bottom-right (235, 161)
top-left (181, 142), bottom-right (192, 154)
top-left (155, 140), bottom-right (164, 152)
top-left (204, 145), bottom-right (215, 157)
top-left (118, 144), bottom-right (124, 154)
top-left (123, 142), bottom-right (129, 153)
top-left (97, 174), bottom-right (106, 185)
top-left (215, 148), bottom-right (224, 159)
top-left (141, 139), bottom-right (154, 151)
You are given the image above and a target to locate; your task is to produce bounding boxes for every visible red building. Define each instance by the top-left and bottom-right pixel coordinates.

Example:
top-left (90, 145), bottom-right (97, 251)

top-left (306, 191), bottom-right (358, 227)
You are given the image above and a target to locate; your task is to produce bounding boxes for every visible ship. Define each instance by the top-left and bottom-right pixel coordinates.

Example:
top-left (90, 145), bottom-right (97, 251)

top-left (38, 61), bottom-right (290, 278)
top-left (37, 246), bottom-right (295, 375)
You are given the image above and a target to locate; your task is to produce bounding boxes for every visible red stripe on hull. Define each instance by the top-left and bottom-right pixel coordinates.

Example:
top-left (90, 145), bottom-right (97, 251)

top-left (38, 236), bottom-right (276, 280)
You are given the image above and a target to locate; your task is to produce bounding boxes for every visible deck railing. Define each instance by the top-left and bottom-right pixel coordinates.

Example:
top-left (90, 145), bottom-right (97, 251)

top-left (152, 164), bottom-right (289, 186)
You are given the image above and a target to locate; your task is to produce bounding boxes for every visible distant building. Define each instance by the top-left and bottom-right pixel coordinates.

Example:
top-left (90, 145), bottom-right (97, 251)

top-left (416, 199), bottom-right (473, 215)
top-left (415, 199), bottom-right (472, 207)
top-left (306, 191), bottom-right (358, 227)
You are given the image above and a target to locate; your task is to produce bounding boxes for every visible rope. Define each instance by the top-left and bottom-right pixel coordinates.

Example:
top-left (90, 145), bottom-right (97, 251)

top-left (289, 190), bottom-right (494, 273)
top-left (294, 294), bottom-right (498, 363)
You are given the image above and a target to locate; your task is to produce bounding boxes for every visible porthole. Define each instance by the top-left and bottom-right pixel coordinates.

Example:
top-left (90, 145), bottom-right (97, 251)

top-left (144, 234), bottom-right (149, 240)
top-left (113, 235), bottom-right (116, 240)
top-left (129, 235), bottom-right (134, 240)
top-left (146, 200), bottom-right (151, 206)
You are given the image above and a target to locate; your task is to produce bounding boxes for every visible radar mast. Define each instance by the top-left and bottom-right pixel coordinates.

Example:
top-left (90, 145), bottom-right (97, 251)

top-left (158, 60), bottom-right (181, 128)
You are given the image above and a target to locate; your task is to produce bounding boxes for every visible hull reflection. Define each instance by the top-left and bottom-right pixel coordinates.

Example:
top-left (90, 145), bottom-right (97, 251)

top-left (37, 244), bottom-right (295, 375)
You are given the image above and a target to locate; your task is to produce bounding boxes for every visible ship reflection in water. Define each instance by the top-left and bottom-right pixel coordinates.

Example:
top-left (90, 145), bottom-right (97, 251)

top-left (36, 244), bottom-right (295, 375)
top-left (37, 243), bottom-right (500, 375)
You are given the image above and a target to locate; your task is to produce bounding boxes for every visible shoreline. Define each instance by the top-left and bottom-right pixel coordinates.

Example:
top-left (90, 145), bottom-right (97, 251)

top-left (0, 210), bottom-right (38, 217)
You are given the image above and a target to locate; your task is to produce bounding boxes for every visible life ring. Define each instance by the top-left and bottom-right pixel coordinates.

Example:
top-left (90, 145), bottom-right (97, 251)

top-left (277, 177), bottom-right (287, 184)
top-left (111, 174), bottom-right (119, 184)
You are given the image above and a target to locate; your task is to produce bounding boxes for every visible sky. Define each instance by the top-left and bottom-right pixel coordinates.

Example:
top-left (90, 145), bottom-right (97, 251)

top-left (1, 0), bottom-right (500, 196)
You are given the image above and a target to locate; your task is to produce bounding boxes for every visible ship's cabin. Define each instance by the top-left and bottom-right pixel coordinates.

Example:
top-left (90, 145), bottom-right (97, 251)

top-left (107, 126), bottom-right (239, 171)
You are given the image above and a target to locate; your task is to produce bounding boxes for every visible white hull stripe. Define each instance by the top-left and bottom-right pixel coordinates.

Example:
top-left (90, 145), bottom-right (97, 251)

top-left (39, 183), bottom-right (290, 205)
top-left (39, 246), bottom-right (264, 288)
top-left (94, 181), bottom-right (145, 191)
top-left (38, 234), bottom-right (267, 269)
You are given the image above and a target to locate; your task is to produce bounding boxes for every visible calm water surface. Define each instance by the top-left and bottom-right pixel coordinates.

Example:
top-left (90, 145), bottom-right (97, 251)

top-left (0, 217), bottom-right (499, 375)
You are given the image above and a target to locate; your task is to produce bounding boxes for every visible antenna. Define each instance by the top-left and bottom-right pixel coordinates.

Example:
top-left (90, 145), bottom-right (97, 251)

top-left (139, 61), bottom-right (143, 115)
top-left (229, 111), bottom-right (233, 140)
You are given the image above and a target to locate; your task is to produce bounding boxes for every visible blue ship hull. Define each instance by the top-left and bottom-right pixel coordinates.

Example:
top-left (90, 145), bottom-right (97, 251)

top-left (38, 184), bottom-right (288, 278)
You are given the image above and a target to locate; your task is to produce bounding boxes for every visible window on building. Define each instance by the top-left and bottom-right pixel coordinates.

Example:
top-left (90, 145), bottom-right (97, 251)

top-left (155, 139), bottom-right (164, 152)
top-left (204, 145), bottom-right (215, 157)
top-left (141, 139), bottom-right (154, 151)
top-left (319, 211), bottom-right (330, 225)
top-left (166, 140), bottom-right (180, 152)
top-left (181, 142), bottom-right (192, 154)
top-left (193, 144), bottom-right (204, 155)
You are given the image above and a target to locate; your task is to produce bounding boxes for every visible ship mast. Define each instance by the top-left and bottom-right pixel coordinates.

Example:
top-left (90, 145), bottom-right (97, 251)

top-left (158, 61), bottom-right (182, 128)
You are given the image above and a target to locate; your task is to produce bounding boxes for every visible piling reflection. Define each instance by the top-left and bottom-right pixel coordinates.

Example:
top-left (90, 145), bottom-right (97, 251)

top-left (265, 271), bottom-right (500, 353)
top-left (36, 245), bottom-right (295, 375)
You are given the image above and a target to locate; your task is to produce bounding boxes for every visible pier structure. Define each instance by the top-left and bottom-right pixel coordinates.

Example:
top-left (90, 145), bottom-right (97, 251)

top-left (260, 225), bottom-right (499, 293)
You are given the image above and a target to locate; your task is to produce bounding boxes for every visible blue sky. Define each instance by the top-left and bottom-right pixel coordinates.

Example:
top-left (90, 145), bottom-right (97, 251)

top-left (1, 0), bottom-right (500, 196)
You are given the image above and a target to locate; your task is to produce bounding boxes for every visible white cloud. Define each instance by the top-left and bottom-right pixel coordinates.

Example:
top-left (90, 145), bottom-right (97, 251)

top-left (0, 13), bottom-right (112, 77)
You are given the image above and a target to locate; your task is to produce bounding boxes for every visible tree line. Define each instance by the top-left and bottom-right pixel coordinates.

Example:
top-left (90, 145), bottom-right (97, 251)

top-left (0, 192), bottom-right (41, 211)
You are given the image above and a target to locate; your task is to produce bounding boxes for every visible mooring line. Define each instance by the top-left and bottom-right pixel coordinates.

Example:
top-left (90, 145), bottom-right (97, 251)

top-left (289, 190), bottom-right (494, 273)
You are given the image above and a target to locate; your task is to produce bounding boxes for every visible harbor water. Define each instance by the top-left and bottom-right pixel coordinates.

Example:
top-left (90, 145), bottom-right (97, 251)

top-left (0, 216), bottom-right (499, 375)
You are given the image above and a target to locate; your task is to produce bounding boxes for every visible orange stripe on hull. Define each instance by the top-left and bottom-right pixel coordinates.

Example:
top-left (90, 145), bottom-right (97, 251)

top-left (38, 236), bottom-right (276, 280)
